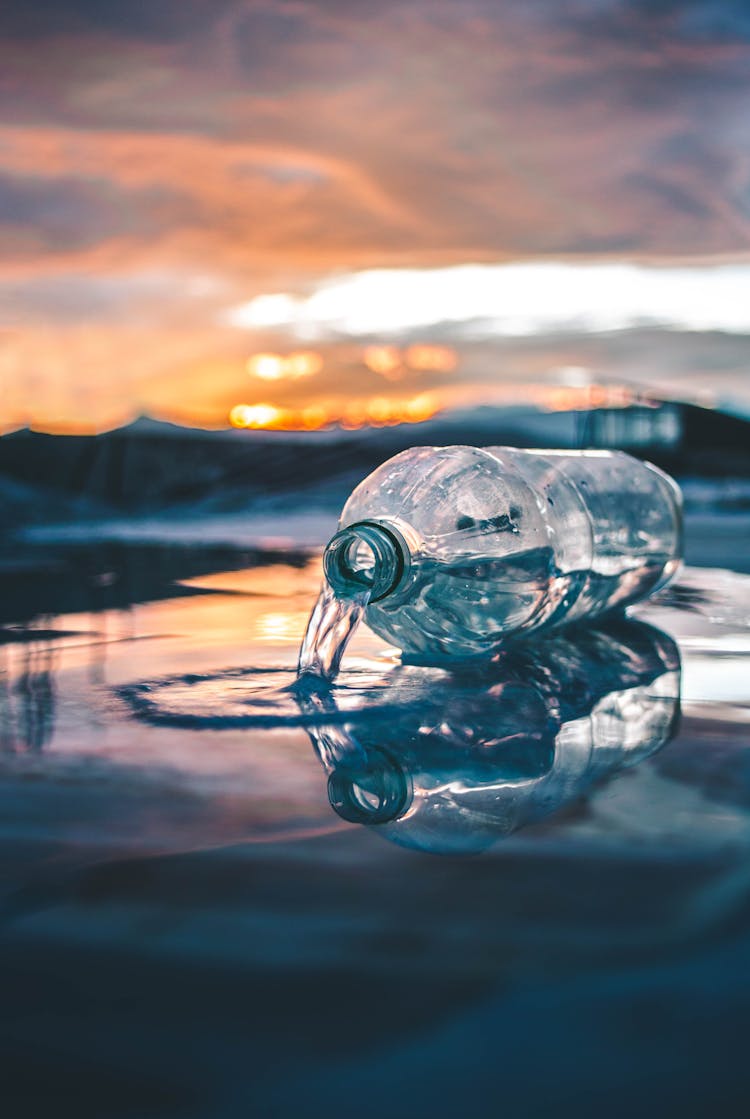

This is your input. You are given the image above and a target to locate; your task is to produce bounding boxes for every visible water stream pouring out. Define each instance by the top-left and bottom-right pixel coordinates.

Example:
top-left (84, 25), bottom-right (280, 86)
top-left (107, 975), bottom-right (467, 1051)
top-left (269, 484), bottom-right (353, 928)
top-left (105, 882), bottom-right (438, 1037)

top-left (296, 521), bottom-right (404, 684)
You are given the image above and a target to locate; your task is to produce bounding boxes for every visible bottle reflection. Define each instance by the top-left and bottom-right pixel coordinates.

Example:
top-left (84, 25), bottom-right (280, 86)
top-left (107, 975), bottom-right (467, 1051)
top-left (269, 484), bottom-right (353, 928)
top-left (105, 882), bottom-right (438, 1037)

top-left (303, 618), bottom-right (681, 854)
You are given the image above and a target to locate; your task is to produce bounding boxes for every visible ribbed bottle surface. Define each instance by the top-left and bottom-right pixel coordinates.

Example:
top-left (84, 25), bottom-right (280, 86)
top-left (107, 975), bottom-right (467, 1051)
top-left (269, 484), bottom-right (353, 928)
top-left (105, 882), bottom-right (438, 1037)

top-left (327, 446), bottom-right (682, 661)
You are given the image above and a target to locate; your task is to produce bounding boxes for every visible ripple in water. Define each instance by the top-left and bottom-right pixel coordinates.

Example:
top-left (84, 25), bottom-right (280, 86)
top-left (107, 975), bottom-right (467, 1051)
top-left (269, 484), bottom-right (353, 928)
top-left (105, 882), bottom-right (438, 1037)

top-left (117, 661), bottom-right (411, 730)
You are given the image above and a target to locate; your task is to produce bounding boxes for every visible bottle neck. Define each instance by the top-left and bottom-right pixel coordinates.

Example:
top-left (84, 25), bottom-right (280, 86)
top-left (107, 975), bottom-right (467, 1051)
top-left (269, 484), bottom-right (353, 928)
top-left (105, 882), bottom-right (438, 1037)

top-left (323, 520), bottom-right (409, 602)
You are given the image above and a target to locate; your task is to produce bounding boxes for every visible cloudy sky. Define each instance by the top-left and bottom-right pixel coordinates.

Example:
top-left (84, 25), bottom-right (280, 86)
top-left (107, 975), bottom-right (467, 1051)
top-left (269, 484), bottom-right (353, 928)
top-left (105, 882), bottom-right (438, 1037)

top-left (1, 1), bottom-right (749, 430)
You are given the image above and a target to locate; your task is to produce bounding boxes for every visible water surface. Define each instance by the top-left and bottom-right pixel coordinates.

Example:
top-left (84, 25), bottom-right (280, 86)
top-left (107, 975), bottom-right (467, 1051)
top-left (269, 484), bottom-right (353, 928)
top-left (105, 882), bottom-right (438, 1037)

top-left (1, 538), bottom-right (750, 1117)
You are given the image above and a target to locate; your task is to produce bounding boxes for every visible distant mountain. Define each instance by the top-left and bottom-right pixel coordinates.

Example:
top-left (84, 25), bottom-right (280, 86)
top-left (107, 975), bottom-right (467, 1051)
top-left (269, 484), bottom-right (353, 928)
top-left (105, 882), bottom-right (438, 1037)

top-left (1, 402), bottom-right (749, 529)
top-left (0, 407), bottom-right (576, 515)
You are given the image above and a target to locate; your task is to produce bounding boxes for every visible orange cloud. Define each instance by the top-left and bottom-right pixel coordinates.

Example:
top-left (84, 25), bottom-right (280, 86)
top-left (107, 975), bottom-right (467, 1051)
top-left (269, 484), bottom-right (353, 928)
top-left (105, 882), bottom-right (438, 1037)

top-left (2, 0), bottom-right (750, 431)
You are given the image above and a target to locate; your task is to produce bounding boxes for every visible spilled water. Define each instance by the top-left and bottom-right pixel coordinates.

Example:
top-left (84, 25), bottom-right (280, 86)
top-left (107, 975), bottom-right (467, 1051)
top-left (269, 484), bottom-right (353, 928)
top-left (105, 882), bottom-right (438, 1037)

top-left (119, 576), bottom-right (381, 731)
top-left (296, 582), bottom-right (370, 684)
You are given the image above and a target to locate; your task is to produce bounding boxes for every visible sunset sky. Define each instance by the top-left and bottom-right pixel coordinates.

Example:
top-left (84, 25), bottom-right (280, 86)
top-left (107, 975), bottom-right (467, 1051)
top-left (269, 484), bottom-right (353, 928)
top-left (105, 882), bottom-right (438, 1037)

top-left (2, 1), bottom-right (750, 431)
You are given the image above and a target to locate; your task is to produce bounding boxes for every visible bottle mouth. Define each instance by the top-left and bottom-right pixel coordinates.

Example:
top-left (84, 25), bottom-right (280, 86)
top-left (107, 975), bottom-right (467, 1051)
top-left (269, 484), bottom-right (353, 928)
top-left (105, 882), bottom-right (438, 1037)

top-left (323, 520), bottom-right (408, 602)
top-left (327, 749), bottom-right (412, 824)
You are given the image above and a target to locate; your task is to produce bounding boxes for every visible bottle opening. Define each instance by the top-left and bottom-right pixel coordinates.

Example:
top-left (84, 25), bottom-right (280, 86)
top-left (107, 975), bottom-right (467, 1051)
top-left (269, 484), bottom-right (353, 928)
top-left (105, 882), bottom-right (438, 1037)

top-left (341, 537), bottom-right (378, 587)
top-left (327, 754), bottom-right (411, 824)
top-left (323, 520), bottom-right (407, 602)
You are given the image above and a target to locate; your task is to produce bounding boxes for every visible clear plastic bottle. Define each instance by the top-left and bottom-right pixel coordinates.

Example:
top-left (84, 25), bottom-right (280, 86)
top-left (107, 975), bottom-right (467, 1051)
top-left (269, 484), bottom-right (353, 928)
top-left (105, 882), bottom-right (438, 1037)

top-left (323, 446), bottom-right (682, 660)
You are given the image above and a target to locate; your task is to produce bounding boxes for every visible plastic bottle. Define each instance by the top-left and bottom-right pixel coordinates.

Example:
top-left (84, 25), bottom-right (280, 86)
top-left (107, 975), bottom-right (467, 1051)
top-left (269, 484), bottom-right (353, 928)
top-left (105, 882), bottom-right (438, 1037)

top-left (322, 446), bottom-right (682, 660)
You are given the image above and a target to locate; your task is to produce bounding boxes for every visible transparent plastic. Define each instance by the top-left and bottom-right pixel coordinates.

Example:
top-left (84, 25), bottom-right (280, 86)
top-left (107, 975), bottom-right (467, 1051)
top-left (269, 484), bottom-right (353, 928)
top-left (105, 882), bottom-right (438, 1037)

top-left (303, 618), bottom-right (681, 854)
top-left (323, 446), bottom-right (682, 661)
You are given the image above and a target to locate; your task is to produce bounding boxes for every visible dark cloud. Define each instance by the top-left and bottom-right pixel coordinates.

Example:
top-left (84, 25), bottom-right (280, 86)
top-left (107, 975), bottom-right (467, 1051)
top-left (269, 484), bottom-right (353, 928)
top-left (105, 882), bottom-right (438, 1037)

top-left (0, 0), bottom-right (748, 264)
top-left (0, 172), bottom-right (192, 253)
top-left (0, 0), bottom-right (235, 43)
top-left (622, 172), bottom-right (713, 220)
top-left (233, 6), bottom-right (323, 62)
top-left (4, 1), bottom-right (750, 53)
top-left (2, 0), bottom-right (750, 429)
top-left (2, 273), bottom-right (182, 323)
top-left (630, 0), bottom-right (750, 43)
top-left (521, 0), bottom-right (750, 46)
top-left (231, 6), bottom-right (371, 92)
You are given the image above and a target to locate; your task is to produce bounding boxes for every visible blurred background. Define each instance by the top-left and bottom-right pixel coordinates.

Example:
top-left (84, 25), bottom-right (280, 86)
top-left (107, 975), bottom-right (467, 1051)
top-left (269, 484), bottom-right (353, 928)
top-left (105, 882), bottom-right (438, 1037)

top-left (2, 0), bottom-right (750, 542)
top-left (2, 0), bottom-right (749, 430)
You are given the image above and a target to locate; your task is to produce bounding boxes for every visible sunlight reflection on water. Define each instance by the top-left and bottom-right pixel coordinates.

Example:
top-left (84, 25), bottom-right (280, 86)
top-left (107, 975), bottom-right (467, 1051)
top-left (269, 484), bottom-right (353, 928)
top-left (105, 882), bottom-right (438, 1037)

top-left (1, 549), bottom-right (749, 860)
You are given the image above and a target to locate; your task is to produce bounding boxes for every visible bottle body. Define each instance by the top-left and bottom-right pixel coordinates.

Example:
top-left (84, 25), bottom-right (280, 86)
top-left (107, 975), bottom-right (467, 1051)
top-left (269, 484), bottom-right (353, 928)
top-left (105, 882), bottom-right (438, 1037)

top-left (326, 446), bottom-right (682, 660)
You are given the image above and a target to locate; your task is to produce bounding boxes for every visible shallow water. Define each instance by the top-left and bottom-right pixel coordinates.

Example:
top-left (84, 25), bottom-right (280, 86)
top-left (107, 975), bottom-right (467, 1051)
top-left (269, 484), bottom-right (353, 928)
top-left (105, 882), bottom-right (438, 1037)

top-left (2, 538), bottom-right (750, 1116)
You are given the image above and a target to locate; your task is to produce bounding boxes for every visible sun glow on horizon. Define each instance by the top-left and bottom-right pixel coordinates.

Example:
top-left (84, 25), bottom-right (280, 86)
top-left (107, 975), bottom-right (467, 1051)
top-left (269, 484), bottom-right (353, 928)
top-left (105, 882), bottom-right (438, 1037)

top-left (362, 343), bottom-right (457, 379)
top-left (246, 351), bottom-right (323, 381)
top-left (363, 345), bottom-right (402, 379)
top-left (229, 403), bottom-right (283, 429)
top-left (221, 381), bottom-right (653, 434)
top-left (227, 391), bottom-right (442, 431)
top-left (246, 353), bottom-right (286, 381)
